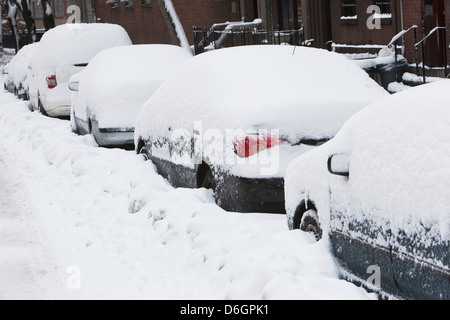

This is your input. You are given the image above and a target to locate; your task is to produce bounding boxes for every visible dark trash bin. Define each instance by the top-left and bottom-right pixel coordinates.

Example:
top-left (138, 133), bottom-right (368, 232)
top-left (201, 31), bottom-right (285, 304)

top-left (377, 57), bottom-right (409, 90)
top-left (356, 55), bottom-right (409, 91)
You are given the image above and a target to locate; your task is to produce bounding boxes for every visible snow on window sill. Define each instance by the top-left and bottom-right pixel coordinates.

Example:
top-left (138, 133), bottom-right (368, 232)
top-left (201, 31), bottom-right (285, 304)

top-left (340, 16), bottom-right (358, 25)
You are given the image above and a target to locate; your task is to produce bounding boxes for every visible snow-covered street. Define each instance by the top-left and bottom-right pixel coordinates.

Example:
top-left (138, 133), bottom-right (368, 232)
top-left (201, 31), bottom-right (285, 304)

top-left (0, 151), bottom-right (63, 299)
top-left (0, 68), bottom-right (375, 300)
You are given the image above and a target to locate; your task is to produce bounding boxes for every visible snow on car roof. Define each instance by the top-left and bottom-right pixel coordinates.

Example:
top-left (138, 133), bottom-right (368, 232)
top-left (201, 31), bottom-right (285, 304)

top-left (75, 44), bottom-right (193, 128)
top-left (135, 45), bottom-right (388, 144)
top-left (79, 44), bottom-right (192, 87)
top-left (5, 42), bottom-right (40, 87)
top-left (29, 23), bottom-right (132, 71)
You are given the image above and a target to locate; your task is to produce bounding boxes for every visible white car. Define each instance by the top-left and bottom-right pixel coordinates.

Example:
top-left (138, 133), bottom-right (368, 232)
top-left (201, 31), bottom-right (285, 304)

top-left (134, 45), bottom-right (389, 214)
top-left (3, 42), bottom-right (40, 100)
top-left (69, 44), bottom-right (192, 148)
top-left (284, 80), bottom-right (450, 300)
top-left (28, 23), bottom-right (132, 118)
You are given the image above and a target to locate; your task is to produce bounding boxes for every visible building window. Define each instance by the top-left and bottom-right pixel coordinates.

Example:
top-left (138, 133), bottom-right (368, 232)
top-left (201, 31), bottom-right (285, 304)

top-left (425, 0), bottom-right (434, 15)
top-left (142, 0), bottom-right (152, 7)
top-left (341, 0), bottom-right (357, 17)
top-left (54, 0), bottom-right (65, 18)
top-left (373, 0), bottom-right (391, 15)
top-left (107, 0), bottom-right (118, 9)
top-left (122, 0), bottom-right (135, 8)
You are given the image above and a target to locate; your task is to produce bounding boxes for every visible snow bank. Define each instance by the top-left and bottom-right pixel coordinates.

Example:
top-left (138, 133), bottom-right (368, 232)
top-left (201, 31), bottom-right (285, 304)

top-left (286, 80), bottom-right (450, 265)
top-left (0, 81), bottom-right (375, 300)
top-left (73, 44), bottom-right (192, 128)
top-left (350, 44), bottom-right (407, 71)
top-left (402, 72), bottom-right (444, 85)
top-left (352, 54), bottom-right (404, 70)
top-left (387, 81), bottom-right (410, 93)
top-left (136, 45), bottom-right (387, 146)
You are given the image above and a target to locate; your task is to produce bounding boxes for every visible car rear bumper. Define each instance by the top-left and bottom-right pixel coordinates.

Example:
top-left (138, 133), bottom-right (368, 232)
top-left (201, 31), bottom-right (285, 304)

top-left (45, 104), bottom-right (71, 117)
top-left (215, 173), bottom-right (285, 214)
top-left (92, 121), bottom-right (135, 147)
top-left (40, 84), bottom-right (71, 117)
top-left (141, 149), bottom-right (286, 214)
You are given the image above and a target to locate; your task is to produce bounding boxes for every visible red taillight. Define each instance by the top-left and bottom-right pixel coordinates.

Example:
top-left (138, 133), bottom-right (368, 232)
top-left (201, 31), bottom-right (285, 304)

top-left (234, 135), bottom-right (283, 158)
top-left (46, 75), bottom-right (57, 89)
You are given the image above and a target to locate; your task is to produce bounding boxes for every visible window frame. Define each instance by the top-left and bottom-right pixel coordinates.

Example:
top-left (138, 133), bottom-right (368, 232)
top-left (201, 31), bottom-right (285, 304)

top-left (373, 0), bottom-right (392, 15)
top-left (340, 0), bottom-right (357, 18)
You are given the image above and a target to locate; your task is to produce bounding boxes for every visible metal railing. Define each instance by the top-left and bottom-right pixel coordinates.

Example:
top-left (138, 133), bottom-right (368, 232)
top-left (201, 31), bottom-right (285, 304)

top-left (387, 25), bottom-right (418, 82)
top-left (414, 26), bottom-right (448, 83)
top-left (193, 22), bottom-right (308, 55)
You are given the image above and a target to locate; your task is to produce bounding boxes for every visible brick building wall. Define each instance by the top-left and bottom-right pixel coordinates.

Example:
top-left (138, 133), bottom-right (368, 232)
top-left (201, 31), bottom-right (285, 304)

top-left (94, 0), bottom-right (242, 45)
top-left (329, 0), bottom-right (402, 47)
top-left (401, 0), bottom-right (422, 63)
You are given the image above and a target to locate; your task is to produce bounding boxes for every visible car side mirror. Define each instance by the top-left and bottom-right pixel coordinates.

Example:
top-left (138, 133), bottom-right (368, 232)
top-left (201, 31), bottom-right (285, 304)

top-left (2, 69), bottom-right (8, 75)
top-left (328, 154), bottom-right (350, 177)
top-left (68, 82), bottom-right (79, 92)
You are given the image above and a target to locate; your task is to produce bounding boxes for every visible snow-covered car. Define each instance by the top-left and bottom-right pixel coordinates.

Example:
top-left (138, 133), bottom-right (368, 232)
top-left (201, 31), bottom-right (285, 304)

top-left (69, 44), bottom-right (192, 148)
top-left (285, 80), bottom-right (450, 300)
top-left (3, 42), bottom-right (40, 100)
top-left (135, 45), bottom-right (388, 214)
top-left (28, 23), bottom-right (132, 118)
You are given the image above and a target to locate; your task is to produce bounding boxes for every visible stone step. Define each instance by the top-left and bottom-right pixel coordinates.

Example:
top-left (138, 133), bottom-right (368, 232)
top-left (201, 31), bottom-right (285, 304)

top-left (406, 65), bottom-right (449, 78)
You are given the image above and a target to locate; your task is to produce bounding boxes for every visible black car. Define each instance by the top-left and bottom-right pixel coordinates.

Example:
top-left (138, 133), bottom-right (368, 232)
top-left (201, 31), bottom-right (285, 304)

top-left (134, 45), bottom-right (388, 214)
top-left (285, 80), bottom-right (450, 300)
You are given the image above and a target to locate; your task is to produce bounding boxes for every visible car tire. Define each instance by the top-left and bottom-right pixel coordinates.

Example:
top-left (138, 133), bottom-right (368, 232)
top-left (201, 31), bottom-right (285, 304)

top-left (70, 109), bottom-right (78, 134)
top-left (200, 166), bottom-right (216, 191)
top-left (139, 145), bottom-right (151, 161)
top-left (88, 119), bottom-right (93, 134)
top-left (38, 99), bottom-right (47, 116)
top-left (300, 209), bottom-right (322, 241)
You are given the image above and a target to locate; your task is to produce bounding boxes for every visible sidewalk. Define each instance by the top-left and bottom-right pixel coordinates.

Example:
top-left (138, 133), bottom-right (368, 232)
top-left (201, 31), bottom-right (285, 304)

top-left (0, 152), bottom-right (63, 300)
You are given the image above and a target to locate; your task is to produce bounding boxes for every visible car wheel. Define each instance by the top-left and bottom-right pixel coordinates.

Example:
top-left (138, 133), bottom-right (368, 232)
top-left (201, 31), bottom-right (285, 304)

top-left (88, 119), bottom-right (93, 134)
top-left (70, 109), bottom-right (78, 134)
top-left (139, 145), bottom-right (151, 161)
top-left (14, 87), bottom-right (18, 96)
top-left (300, 209), bottom-right (322, 241)
top-left (38, 99), bottom-right (48, 116)
top-left (200, 166), bottom-right (216, 191)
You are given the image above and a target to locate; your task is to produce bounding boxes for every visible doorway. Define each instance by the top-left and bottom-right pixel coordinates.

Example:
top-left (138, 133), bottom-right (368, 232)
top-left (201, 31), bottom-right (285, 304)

top-left (241, 0), bottom-right (259, 22)
top-left (422, 0), bottom-right (446, 67)
top-left (276, 0), bottom-right (299, 30)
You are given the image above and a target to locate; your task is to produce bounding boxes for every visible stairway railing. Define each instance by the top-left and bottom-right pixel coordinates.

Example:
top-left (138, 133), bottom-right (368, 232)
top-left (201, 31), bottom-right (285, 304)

top-left (387, 25), bottom-right (419, 84)
top-left (414, 26), bottom-right (447, 83)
